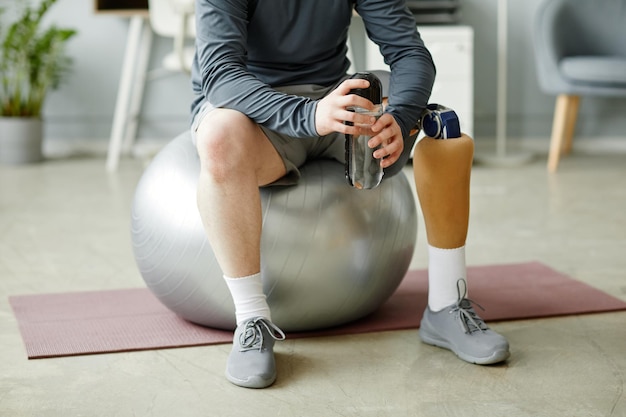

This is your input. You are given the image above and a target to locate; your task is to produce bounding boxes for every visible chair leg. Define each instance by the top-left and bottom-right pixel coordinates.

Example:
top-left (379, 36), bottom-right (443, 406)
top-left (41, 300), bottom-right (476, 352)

top-left (548, 94), bottom-right (580, 173)
top-left (561, 95), bottom-right (580, 155)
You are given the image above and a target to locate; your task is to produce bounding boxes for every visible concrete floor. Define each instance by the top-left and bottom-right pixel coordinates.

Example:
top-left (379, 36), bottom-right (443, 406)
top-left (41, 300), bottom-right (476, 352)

top-left (1, 150), bottom-right (625, 417)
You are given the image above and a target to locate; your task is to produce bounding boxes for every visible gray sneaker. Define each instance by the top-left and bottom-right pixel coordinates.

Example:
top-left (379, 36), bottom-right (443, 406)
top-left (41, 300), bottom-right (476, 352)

top-left (225, 317), bottom-right (286, 388)
top-left (419, 284), bottom-right (510, 365)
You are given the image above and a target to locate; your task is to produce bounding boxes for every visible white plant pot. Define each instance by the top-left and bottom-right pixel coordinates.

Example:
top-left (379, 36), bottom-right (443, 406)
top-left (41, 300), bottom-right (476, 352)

top-left (0, 117), bottom-right (43, 164)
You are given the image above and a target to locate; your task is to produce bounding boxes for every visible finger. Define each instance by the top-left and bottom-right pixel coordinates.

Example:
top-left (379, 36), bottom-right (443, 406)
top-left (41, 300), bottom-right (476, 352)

top-left (373, 139), bottom-right (398, 160)
top-left (368, 126), bottom-right (394, 148)
top-left (371, 113), bottom-right (394, 132)
top-left (340, 101), bottom-right (380, 127)
top-left (380, 142), bottom-right (403, 165)
top-left (335, 78), bottom-right (370, 95)
top-left (381, 153), bottom-right (400, 168)
top-left (336, 119), bottom-right (369, 136)
top-left (341, 95), bottom-right (377, 113)
top-left (360, 121), bottom-right (389, 150)
top-left (373, 133), bottom-right (403, 159)
top-left (340, 109), bottom-right (376, 127)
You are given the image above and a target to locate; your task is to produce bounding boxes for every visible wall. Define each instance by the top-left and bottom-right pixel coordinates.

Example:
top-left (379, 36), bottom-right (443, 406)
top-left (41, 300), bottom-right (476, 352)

top-left (1, 0), bottom-right (193, 146)
top-left (2, 0), bottom-right (626, 148)
top-left (458, 0), bottom-right (626, 141)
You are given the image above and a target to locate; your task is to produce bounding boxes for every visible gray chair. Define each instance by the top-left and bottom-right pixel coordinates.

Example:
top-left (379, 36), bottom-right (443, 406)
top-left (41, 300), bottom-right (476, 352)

top-left (533, 0), bottom-right (626, 172)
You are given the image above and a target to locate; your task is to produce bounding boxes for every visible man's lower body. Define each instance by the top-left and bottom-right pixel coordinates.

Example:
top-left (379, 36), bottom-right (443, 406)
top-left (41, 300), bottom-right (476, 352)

top-left (191, 84), bottom-right (508, 389)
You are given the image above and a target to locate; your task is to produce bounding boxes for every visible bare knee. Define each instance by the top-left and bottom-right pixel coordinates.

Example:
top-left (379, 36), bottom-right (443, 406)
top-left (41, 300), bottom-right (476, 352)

top-left (195, 109), bottom-right (258, 183)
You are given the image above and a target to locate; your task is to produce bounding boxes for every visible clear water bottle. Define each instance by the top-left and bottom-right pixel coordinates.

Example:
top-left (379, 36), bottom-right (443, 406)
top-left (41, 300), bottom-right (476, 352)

top-left (345, 72), bottom-right (384, 190)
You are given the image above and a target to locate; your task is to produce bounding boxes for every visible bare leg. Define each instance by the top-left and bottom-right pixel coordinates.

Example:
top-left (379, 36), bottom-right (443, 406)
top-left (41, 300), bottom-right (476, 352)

top-left (195, 108), bottom-right (286, 278)
top-left (196, 108), bottom-right (288, 389)
top-left (412, 134), bottom-right (473, 249)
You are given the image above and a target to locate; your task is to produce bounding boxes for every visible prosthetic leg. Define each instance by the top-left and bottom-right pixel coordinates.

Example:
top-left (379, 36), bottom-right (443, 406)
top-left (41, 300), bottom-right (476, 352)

top-left (413, 129), bottom-right (510, 365)
top-left (412, 133), bottom-right (473, 249)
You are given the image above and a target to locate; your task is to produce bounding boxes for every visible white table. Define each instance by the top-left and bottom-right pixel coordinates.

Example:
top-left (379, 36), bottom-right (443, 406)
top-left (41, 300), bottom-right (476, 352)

top-left (104, 13), bottom-right (153, 172)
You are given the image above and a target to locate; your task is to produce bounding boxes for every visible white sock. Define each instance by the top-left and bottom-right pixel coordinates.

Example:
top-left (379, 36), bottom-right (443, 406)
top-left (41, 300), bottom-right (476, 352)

top-left (224, 273), bottom-right (272, 325)
top-left (427, 245), bottom-right (467, 312)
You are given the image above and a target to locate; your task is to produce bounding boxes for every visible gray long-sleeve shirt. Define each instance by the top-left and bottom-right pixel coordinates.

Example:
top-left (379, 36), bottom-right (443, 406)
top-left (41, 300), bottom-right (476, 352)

top-left (190, 0), bottom-right (435, 140)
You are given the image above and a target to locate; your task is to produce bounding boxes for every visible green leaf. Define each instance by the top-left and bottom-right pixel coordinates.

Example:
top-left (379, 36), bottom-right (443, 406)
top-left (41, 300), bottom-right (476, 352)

top-left (0, 0), bottom-right (77, 117)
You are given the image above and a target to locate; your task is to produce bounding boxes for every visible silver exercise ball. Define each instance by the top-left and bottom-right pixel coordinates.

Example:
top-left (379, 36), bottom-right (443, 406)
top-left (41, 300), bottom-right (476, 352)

top-left (131, 132), bottom-right (417, 332)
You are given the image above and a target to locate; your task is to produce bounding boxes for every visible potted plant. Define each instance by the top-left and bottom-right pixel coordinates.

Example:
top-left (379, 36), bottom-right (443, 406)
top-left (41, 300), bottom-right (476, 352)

top-left (0, 0), bottom-right (76, 164)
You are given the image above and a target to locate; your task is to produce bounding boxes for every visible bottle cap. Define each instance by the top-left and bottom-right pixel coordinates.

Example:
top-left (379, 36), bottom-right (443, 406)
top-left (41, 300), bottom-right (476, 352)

top-left (349, 72), bottom-right (382, 105)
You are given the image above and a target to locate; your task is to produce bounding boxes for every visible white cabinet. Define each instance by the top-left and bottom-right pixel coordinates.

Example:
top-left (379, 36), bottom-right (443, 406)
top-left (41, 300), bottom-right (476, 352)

top-left (364, 25), bottom-right (474, 137)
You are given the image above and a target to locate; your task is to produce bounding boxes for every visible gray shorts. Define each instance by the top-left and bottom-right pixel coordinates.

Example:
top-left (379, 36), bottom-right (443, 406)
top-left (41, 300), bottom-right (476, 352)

top-left (191, 83), bottom-right (345, 185)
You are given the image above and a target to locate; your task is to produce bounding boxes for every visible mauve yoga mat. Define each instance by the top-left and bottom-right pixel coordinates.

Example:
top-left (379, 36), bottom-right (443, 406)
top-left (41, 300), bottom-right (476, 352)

top-left (9, 262), bottom-right (626, 359)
